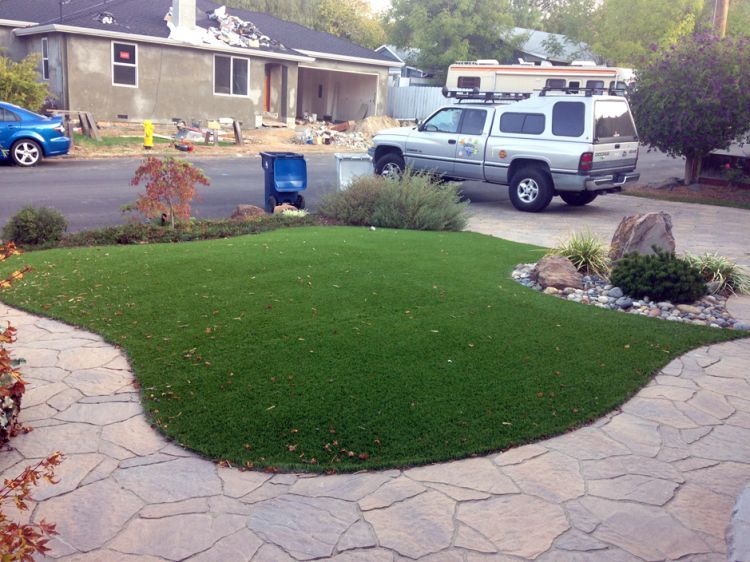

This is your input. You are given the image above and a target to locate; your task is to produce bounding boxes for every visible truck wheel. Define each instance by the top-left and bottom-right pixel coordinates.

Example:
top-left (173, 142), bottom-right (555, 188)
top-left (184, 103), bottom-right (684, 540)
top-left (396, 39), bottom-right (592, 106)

top-left (374, 153), bottom-right (405, 178)
top-left (509, 167), bottom-right (554, 212)
top-left (11, 139), bottom-right (42, 167)
top-left (559, 192), bottom-right (597, 206)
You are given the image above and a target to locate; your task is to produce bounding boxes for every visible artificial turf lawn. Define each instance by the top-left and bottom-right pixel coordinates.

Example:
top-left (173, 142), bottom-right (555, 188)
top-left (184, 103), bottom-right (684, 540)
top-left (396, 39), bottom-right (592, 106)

top-left (0, 227), bottom-right (742, 472)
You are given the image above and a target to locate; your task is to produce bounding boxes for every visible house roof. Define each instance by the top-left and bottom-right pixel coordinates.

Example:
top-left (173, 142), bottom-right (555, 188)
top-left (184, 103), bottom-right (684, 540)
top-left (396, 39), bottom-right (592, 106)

top-left (511, 27), bottom-right (595, 63)
top-left (0, 0), bottom-right (393, 65)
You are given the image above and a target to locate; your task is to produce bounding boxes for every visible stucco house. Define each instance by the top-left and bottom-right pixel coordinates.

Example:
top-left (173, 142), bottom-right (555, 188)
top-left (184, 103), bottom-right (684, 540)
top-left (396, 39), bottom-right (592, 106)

top-left (0, 0), bottom-right (397, 127)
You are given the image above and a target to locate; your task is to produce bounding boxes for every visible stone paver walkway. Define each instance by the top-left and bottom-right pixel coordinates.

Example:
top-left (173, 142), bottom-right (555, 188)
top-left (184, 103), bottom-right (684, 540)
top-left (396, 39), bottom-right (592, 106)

top-left (1, 300), bottom-right (749, 561)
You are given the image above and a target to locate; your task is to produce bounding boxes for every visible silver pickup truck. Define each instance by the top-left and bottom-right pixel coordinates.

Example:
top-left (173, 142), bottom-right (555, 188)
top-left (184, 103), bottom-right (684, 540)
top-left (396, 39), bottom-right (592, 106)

top-left (369, 90), bottom-right (640, 212)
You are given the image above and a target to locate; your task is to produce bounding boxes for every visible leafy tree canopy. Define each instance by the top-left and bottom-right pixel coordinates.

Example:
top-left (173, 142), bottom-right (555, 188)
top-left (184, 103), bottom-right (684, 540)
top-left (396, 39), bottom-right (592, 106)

top-left (0, 53), bottom-right (49, 111)
top-left (386, 0), bottom-right (517, 79)
top-left (629, 33), bottom-right (750, 182)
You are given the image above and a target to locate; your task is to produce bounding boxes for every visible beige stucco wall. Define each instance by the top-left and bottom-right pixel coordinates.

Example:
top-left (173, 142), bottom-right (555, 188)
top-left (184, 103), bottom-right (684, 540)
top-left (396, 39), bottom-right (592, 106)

top-left (0, 25), bottom-right (27, 59)
top-left (64, 35), bottom-right (298, 127)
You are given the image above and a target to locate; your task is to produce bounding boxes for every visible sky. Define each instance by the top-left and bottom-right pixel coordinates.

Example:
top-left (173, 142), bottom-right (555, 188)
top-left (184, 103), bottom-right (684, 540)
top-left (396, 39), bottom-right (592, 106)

top-left (369, 0), bottom-right (391, 14)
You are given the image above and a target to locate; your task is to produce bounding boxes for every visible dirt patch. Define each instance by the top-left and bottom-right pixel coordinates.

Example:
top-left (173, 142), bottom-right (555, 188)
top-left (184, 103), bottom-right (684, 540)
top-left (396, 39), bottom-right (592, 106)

top-left (624, 179), bottom-right (750, 209)
top-left (354, 115), bottom-right (400, 136)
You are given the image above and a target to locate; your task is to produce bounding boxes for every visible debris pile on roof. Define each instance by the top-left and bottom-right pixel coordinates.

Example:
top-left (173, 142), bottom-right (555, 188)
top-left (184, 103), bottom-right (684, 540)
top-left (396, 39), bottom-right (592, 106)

top-left (206, 6), bottom-right (283, 50)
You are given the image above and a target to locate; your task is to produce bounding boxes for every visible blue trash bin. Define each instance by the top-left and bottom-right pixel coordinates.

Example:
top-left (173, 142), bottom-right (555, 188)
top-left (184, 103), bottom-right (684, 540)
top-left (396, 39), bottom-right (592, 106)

top-left (260, 152), bottom-right (307, 213)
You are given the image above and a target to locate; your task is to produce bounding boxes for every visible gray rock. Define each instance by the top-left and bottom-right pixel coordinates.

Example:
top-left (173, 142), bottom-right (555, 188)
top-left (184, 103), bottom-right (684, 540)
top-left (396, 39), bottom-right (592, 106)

top-left (615, 297), bottom-right (633, 309)
top-left (608, 287), bottom-right (624, 298)
top-left (734, 323), bottom-right (750, 331)
top-left (609, 212), bottom-right (676, 261)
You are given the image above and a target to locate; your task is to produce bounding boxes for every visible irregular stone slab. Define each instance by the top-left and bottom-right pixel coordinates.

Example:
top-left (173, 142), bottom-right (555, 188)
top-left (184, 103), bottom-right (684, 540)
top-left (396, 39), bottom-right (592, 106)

top-left (12, 422), bottom-right (100, 458)
top-left (11, 347), bottom-right (60, 368)
top-left (190, 528), bottom-right (263, 562)
top-left (494, 443), bottom-right (547, 466)
top-left (58, 550), bottom-right (164, 561)
top-left (56, 402), bottom-right (141, 425)
top-left (359, 476), bottom-right (426, 510)
top-left (22, 366), bottom-right (69, 383)
top-left (545, 428), bottom-right (630, 460)
top-left (406, 457), bottom-right (518, 494)
top-left (454, 524), bottom-right (498, 553)
top-left (80, 457), bottom-right (119, 486)
top-left (689, 425), bottom-right (750, 463)
top-left (337, 520), bottom-right (377, 551)
top-left (531, 255), bottom-right (583, 290)
top-left (608, 211), bottom-right (675, 260)
top-left (582, 496), bottom-right (710, 561)
top-left (58, 347), bottom-right (123, 371)
top-left (19, 403), bottom-right (58, 422)
top-left (588, 474), bottom-right (679, 505)
top-left (103, 355), bottom-right (132, 371)
top-left (697, 376), bottom-right (750, 401)
top-left (536, 548), bottom-right (642, 561)
top-left (248, 495), bottom-right (360, 560)
top-left (36, 317), bottom-right (76, 333)
top-left (681, 426), bottom-right (713, 444)
top-left (667, 483), bottom-right (734, 540)
top-left (109, 513), bottom-right (246, 560)
top-left (727, 410), bottom-right (750, 429)
top-left (32, 453), bottom-right (104, 501)
top-left (457, 495), bottom-right (568, 558)
top-left (622, 397), bottom-right (698, 429)
top-left (101, 416), bottom-right (166, 457)
top-left (208, 494), bottom-right (257, 516)
top-left (22, 382), bottom-right (69, 408)
top-left (289, 471), bottom-right (393, 501)
top-left (218, 467), bottom-right (271, 498)
top-left (252, 543), bottom-right (296, 562)
top-left (706, 354), bottom-right (750, 379)
top-left (503, 450), bottom-right (584, 502)
top-left (688, 390), bottom-right (735, 420)
top-left (47, 388), bottom-right (84, 411)
top-left (639, 385), bottom-right (696, 401)
top-left (113, 457), bottom-right (222, 502)
top-left (581, 455), bottom-right (683, 482)
top-left (119, 453), bottom-right (174, 469)
top-left (65, 369), bottom-right (132, 397)
top-left (21, 337), bottom-right (103, 351)
top-left (34, 479), bottom-right (143, 552)
top-left (0, 450), bottom-right (23, 474)
top-left (555, 529), bottom-right (609, 551)
top-left (686, 461), bottom-right (750, 497)
top-left (728, 485), bottom-right (750, 562)
top-left (239, 482), bottom-right (290, 504)
top-left (672, 457), bottom-right (719, 472)
top-left (654, 374), bottom-right (696, 388)
top-left (424, 482), bottom-right (490, 501)
top-left (332, 549), bottom-right (395, 562)
top-left (139, 498), bottom-right (209, 519)
top-left (364, 491), bottom-right (455, 559)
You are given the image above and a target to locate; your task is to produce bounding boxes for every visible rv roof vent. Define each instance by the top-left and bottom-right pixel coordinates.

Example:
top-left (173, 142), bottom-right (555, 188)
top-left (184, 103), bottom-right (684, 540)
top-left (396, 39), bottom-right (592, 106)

top-left (571, 60), bottom-right (597, 67)
top-left (475, 59), bottom-right (499, 65)
top-left (546, 79), bottom-right (566, 89)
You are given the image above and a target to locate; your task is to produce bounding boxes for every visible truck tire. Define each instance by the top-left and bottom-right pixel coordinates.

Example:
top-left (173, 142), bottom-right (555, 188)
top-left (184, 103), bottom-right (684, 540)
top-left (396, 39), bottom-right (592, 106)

top-left (559, 191), bottom-right (597, 206)
top-left (374, 153), bottom-right (405, 178)
top-left (509, 167), bottom-right (554, 212)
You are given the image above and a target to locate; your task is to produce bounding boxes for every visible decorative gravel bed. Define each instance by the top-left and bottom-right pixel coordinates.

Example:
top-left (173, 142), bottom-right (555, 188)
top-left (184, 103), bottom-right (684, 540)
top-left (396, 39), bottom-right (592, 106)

top-left (513, 263), bottom-right (750, 331)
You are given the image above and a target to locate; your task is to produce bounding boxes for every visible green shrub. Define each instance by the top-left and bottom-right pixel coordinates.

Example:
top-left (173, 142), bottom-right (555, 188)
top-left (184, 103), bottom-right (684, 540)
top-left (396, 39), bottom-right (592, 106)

top-left (610, 249), bottom-right (706, 303)
top-left (682, 252), bottom-right (750, 295)
top-left (2, 206), bottom-right (68, 245)
top-left (319, 172), bottom-right (469, 231)
top-left (547, 230), bottom-right (610, 276)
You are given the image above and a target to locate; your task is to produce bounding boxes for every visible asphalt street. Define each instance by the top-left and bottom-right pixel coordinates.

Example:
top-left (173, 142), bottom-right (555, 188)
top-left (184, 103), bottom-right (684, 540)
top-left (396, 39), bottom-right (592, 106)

top-left (0, 149), bottom-right (686, 232)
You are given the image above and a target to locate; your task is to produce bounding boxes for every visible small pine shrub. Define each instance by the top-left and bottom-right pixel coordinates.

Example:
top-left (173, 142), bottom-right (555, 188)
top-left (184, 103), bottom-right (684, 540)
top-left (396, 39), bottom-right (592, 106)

top-left (319, 172), bottom-right (469, 231)
top-left (610, 249), bottom-right (706, 303)
top-left (2, 206), bottom-right (67, 245)
top-left (682, 252), bottom-right (750, 295)
top-left (547, 230), bottom-right (610, 276)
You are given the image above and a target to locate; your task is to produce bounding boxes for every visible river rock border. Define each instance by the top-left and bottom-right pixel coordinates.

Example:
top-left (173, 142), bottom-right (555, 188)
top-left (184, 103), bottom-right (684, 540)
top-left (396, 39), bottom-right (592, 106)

top-left (512, 263), bottom-right (750, 331)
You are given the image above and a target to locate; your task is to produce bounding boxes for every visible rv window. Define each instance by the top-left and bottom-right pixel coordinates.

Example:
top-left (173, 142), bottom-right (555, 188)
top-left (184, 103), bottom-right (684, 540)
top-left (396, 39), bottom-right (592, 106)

top-left (422, 108), bottom-right (463, 134)
top-left (499, 113), bottom-right (545, 135)
top-left (460, 109), bottom-right (487, 135)
top-left (594, 100), bottom-right (636, 141)
top-left (457, 76), bottom-right (481, 89)
top-left (552, 102), bottom-right (585, 137)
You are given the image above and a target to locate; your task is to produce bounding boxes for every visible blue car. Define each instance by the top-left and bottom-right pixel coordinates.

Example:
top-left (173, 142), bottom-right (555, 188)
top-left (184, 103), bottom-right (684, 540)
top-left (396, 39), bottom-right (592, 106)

top-left (0, 101), bottom-right (70, 166)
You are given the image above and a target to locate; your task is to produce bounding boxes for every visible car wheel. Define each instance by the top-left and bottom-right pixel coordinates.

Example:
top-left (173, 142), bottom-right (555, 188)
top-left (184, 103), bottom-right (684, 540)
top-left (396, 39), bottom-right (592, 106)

top-left (559, 191), bottom-right (598, 206)
top-left (11, 140), bottom-right (42, 167)
top-left (266, 196), bottom-right (277, 213)
top-left (295, 195), bottom-right (306, 210)
top-left (509, 167), bottom-right (554, 212)
top-left (374, 153), bottom-right (405, 179)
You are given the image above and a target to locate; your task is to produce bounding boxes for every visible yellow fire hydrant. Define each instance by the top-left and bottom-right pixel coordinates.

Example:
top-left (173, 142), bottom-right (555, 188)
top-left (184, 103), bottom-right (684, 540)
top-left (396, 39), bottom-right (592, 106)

top-left (143, 119), bottom-right (154, 150)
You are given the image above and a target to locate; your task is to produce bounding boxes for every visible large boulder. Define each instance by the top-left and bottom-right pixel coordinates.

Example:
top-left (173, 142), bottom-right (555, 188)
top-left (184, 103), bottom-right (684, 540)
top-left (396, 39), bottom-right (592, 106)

top-left (273, 204), bottom-right (299, 214)
top-left (532, 256), bottom-right (584, 290)
top-left (609, 212), bottom-right (675, 261)
top-left (230, 205), bottom-right (265, 221)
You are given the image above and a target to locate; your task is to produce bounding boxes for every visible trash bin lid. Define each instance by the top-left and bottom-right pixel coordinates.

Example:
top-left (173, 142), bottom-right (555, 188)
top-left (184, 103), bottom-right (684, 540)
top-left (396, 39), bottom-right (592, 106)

top-left (334, 153), bottom-right (372, 161)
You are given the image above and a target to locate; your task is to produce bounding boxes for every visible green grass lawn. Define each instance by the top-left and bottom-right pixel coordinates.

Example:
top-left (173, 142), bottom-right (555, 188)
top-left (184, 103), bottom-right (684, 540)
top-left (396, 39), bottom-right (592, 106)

top-left (73, 133), bottom-right (172, 147)
top-left (0, 227), bottom-right (741, 472)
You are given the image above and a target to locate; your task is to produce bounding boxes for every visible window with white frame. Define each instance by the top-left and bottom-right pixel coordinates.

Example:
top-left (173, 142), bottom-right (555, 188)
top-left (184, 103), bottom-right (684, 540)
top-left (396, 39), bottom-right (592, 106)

top-left (214, 55), bottom-right (249, 96)
top-left (112, 42), bottom-right (137, 87)
top-left (41, 37), bottom-right (49, 80)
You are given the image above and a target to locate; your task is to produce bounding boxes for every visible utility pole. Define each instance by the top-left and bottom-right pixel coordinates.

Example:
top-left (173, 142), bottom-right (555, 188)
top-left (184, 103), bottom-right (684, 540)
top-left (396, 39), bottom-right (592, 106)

top-left (714, 0), bottom-right (729, 38)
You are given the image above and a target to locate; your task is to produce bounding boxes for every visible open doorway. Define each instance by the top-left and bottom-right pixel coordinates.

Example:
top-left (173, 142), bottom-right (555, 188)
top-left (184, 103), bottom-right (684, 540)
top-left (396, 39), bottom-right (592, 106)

top-left (262, 63), bottom-right (289, 124)
top-left (297, 67), bottom-right (378, 122)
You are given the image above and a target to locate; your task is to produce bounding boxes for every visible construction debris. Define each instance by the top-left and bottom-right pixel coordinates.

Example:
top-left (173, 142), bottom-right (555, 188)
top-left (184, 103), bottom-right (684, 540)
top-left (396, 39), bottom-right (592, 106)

top-left (206, 6), bottom-right (282, 50)
top-left (293, 116), bottom-right (399, 150)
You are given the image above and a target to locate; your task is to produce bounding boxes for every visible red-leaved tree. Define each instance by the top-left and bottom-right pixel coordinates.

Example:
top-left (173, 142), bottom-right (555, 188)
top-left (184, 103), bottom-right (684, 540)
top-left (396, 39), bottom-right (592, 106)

top-left (130, 157), bottom-right (210, 227)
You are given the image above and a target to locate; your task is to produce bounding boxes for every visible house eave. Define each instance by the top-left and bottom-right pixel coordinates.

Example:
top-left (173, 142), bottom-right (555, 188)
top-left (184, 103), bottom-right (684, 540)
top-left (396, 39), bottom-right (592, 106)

top-left (12, 24), bottom-right (316, 63)
top-left (0, 18), bottom-right (37, 27)
top-left (296, 49), bottom-right (402, 68)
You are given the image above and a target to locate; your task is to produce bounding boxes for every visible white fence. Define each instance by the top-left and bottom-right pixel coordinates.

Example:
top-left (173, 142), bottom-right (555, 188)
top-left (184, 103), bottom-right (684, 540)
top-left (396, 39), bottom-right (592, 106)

top-left (386, 86), bottom-right (454, 120)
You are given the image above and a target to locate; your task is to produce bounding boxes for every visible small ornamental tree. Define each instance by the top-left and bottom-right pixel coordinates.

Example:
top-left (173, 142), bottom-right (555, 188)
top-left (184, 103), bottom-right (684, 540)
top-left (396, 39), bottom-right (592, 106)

top-left (629, 33), bottom-right (750, 184)
top-left (130, 157), bottom-right (210, 228)
top-left (0, 53), bottom-right (49, 111)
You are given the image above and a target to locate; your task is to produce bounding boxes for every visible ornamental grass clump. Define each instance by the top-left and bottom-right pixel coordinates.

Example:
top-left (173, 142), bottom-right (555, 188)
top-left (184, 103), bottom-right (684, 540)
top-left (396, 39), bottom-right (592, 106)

top-left (683, 252), bottom-right (750, 295)
top-left (547, 230), bottom-right (610, 276)
top-left (610, 249), bottom-right (706, 304)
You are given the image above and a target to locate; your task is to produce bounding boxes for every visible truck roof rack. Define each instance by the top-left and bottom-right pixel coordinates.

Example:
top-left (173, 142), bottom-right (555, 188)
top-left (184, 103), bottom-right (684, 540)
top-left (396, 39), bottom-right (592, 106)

top-left (442, 87), bottom-right (531, 103)
top-left (539, 79), bottom-right (628, 97)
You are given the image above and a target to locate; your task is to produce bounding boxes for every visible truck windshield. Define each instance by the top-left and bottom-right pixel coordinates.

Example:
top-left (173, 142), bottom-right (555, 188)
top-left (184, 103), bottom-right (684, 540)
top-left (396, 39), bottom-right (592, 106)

top-left (594, 100), bottom-right (637, 142)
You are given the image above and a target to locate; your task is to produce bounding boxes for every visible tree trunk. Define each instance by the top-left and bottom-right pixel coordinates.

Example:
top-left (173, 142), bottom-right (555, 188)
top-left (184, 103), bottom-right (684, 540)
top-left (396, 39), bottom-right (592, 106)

top-left (684, 156), bottom-right (702, 184)
top-left (714, 0), bottom-right (730, 38)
